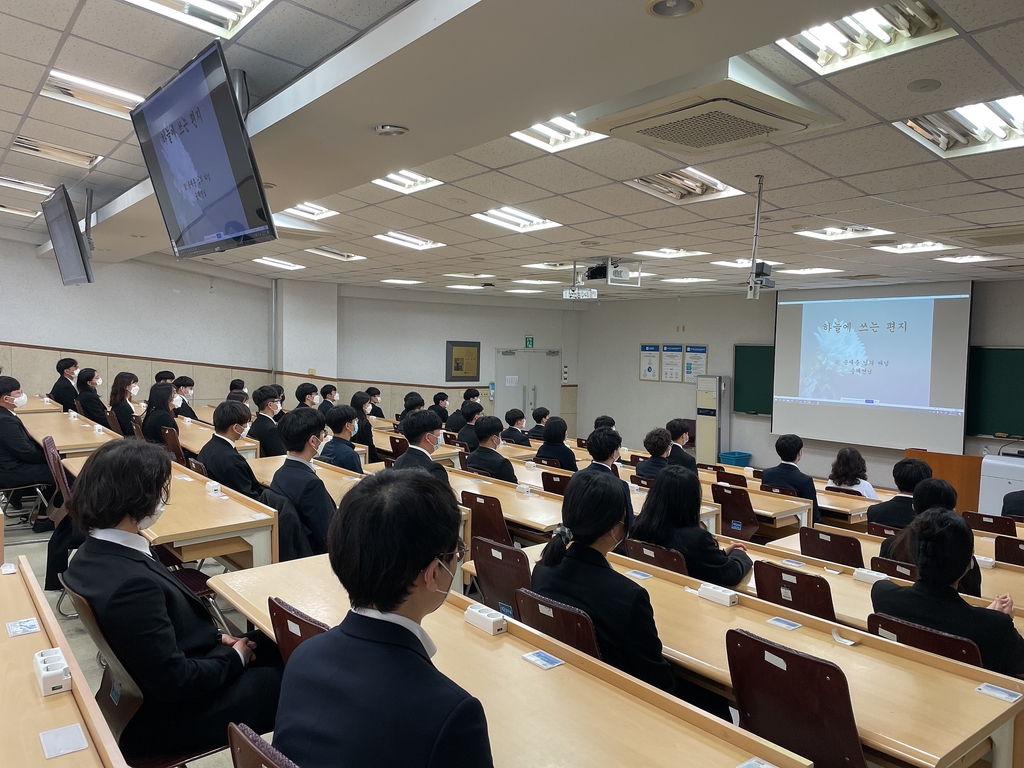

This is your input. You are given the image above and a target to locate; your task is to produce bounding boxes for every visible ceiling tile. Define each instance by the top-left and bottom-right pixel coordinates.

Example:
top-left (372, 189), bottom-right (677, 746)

top-left (342, 206), bottom-right (424, 231)
top-left (0, 85), bottom-right (33, 115)
top-left (918, 190), bottom-right (1023, 214)
top-left (786, 124), bottom-right (937, 176)
top-left (1, 0), bottom-right (79, 30)
top-left (950, 147), bottom-right (1024, 180)
top-left (55, 36), bottom-right (178, 98)
top-left (514, 195), bottom-right (608, 225)
top-left (435, 214), bottom-right (508, 240)
top-left (28, 97), bottom-right (133, 142)
top-left (883, 181), bottom-right (991, 204)
top-left (934, 0), bottom-right (1024, 31)
top-left (621, 206), bottom-right (705, 229)
top-left (289, 0), bottom-right (410, 31)
top-left (235, 2), bottom-right (356, 68)
top-left (956, 205), bottom-right (1024, 225)
top-left (772, 81), bottom-right (880, 146)
top-left (502, 155), bottom-right (608, 194)
top-left (412, 186), bottom-right (497, 215)
top-left (745, 44), bottom-right (813, 86)
top-left (223, 45), bottom-right (304, 104)
top-left (21, 117), bottom-right (117, 157)
top-left (70, 0), bottom-right (210, 69)
top-left (457, 136), bottom-right (544, 169)
top-left (0, 52), bottom-right (45, 92)
top-left (558, 138), bottom-right (676, 180)
top-left (568, 184), bottom-right (671, 216)
top-left (674, 195), bottom-right (764, 220)
top-left (412, 154), bottom-right (488, 183)
top-left (377, 195), bottom-right (461, 223)
top-left (0, 14), bottom-right (63, 65)
top-left (0, 111), bottom-right (21, 135)
top-left (700, 147), bottom-right (829, 192)
top-left (764, 179), bottom-right (864, 208)
top-left (94, 156), bottom-right (148, 181)
top-left (572, 217), bottom-right (646, 237)
top-left (453, 171), bottom-right (551, 206)
top-left (845, 161), bottom-right (968, 194)
top-left (974, 19), bottom-right (1024, 85)
top-left (1, 157), bottom-right (88, 187)
top-left (340, 182), bottom-right (400, 205)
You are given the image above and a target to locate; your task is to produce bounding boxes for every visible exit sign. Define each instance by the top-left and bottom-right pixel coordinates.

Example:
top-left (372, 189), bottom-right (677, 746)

top-left (525, 336), bottom-right (534, 348)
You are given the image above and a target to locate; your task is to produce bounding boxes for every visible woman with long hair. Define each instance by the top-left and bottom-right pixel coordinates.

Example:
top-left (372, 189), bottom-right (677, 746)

top-left (108, 371), bottom-right (139, 437)
top-left (534, 416), bottom-right (577, 471)
top-left (75, 367), bottom-right (107, 424)
top-left (828, 446), bottom-right (878, 498)
top-left (349, 391), bottom-right (378, 464)
top-left (141, 382), bottom-right (178, 444)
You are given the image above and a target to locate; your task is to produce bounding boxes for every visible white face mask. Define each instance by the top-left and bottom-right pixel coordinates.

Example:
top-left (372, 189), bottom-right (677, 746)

top-left (350, 421), bottom-right (359, 437)
top-left (314, 435), bottom-right (327, 456)
top-left (130, 384), bottom-right (140, 397)
top-left (238, 423), bottom-right (251, 439)
top-left (242, 387), bottom-right (248, 394)
top-left (71, 368), bottom-right (80, 379)
top-left (334, 392), bottom-right (341, 402)
top-left (363, 403), bottom-right (372, 414)
top-left (313, 394), bottom-right (322, 405)
top-left (11, 393), bottom-right (28, 408)
top-left (185, 389), bottom-right (194, 399)
top-left (95, 378), bottom-right (103, 387)
top-left (172, 395), bottom-right (183, 408)
top-left (138, 498), bottom-right (167, 530)
top-left (271, 401), bottom-right (282, 414)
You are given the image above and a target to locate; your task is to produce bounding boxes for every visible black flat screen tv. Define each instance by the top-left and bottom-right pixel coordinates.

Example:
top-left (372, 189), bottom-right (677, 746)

top-left (41, 185), bottom-right (94, 286)
top-left (131, 40), bottom-right (276, 258)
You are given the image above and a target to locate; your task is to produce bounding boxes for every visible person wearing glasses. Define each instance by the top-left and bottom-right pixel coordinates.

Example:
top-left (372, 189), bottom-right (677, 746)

top-left (273, 469), bottom-right (492, 767)
top-left (249, 386), bottom-right (286, 458)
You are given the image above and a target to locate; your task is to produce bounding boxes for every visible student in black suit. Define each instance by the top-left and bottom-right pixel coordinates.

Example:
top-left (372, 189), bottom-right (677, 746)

top-left (196, 401), bottom-right (262, 499)
top-left (534, 416), bottom-right (577, 471)
top-left (393, 410), bottom-right (451, 488)
top-left (62, 440), bottom-right (282, 762)
top-left (317, 385), bottom-right (339, 415)
top-left (444, 388), bottom-right (480, 435)
top-left (319, 405), bottom-right (362, 474)
top-left (50, 357), bottom-right (79, 413)
top-left (500, 408), bottom-right (531, 446)
top-left (365, 386), bottom-right (386, 419)
top-left (273, 469), bottom-right (492, 767)
top-left (428, 392), bottom-right (449, 426)
top-left (75, 368), bottom-right (107, 424)
top-left (154, 370), bottom-right (175, 384)
top-left (141, 383), bottom-right (178, 444)
top-left (396, 392), bottom-right (425, 433)
top-left (872, 507), bottom-right (1024, 677)
top-left (1004, 490), bottom-right (1024, 517)
top-left (580, 427), bottom-right (635, 543)
top-left (867, 457), bottom-right (931, 528)
top-left (294, 382), bottom-right (320, 409)
top-left (108, 371), bottom-right (139, 437)
top-left (760, 434), bottom-right (820, 523)
top-left (635, 428), bottom-right (672, 480)
top-left (349, 391), bottom-right (379, 464)
top-left (457, 401), bottom-right (484, 451)
top-left (666, 418), bottom-right (697, 473)
top-left (172, 376), bottom-right (198, 420)
top-left (467, 417), bottom-right (518, 484)
top-left (229, 378), bottom-right (246, 395)
top-left (270, 408), bottom-right (337, 554)
top-left (272, 385), bottom-right (286, 422)
top-left (0, 376), bottom-right (59, 531)
top-left (632, 466), bottom-right (752, 587)
top-left (594, 414), bottom-right (615, 431)
top-left (249, 386), bottom-right (286, 458)
top-left (226, 389), bottom-right (249, 406)
top-left (527, 406), bottom-right (549, 439)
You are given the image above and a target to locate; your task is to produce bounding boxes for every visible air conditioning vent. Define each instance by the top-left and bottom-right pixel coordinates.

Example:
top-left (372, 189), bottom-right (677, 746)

top-left (636, 104), bottom-right (784, 148)
top-left (938, 224), bottom-right (1024, 247)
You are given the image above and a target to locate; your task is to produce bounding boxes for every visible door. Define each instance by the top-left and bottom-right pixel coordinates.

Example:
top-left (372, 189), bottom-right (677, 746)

top-left (494, 349), bottom-right (562, 422)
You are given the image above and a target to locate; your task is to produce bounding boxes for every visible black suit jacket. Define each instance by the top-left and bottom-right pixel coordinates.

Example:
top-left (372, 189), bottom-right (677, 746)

top-left (77, 388), bottom-right (107, 424)
top-left (0, 407), bottom-right (47, 474)
top-left (527, 424), bottom-right (545, 438)
top-left (535, 442), bottom-right (578, 472)
top-left (248, 414), bottom-right (286, 457)
top-left (501, 427), bottom-right (531, 446)
top-left (197, 436), bottom-right (262, 499)
top-left (369, 403), bottom-right (385, 419)
top-left (427, 404), bottom-right (449, 425)
top-left (872, 580), bottom-right (1024, 676)
top-left (467, 446), bottom-right (517, 484)
top-left (319, 436), bottom-right (362, 474)
top-left (761, 463), bottom-right (821, 523)
top-left (445, 409), bottom-right (467, 435)
top-left (635, 455), bottom-right (668, 480)
top-left (350, 420), bottom-right (379, 464)
top-left (174, 399), bottom-right (198, 420)
top-left (457, 424), bottom-right (480, 452)
top-left (867, 495), bottom-right (915, 528)
top-left (270, 459), bottom-right (336, 554)
top-left (1003, 490), bottom-right (1024, 517)
top-left (317, 400), bottom-right (334, 416)
top-left (142, 409), bottom-right (178, 444)
top-left (50, 376), bottom-right (78, 413)
top-left (879, 535), bottom-right (982, 597)
top-left (393, 446), bottom-right (451, 487)
top-left (274, 612), bottom-right (493, 768)
top-left (658, 526), bottom-right (752, 587)
top-left (532, 545), bottom-right (675, 693)
top-left (112, 401), bottom-right (135, 437)
top-left (667, 443), bottom-right (697, 473)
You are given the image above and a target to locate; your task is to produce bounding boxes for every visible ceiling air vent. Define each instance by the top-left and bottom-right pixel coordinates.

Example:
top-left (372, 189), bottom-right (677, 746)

top-left (938, 224), bottom-right (1024, 247)
top-left (575, 56), bottom-right (839, 158)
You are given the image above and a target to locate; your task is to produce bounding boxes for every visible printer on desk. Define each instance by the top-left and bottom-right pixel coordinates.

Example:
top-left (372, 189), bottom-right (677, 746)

top-left (979, 453), bottom-right (1024, 516)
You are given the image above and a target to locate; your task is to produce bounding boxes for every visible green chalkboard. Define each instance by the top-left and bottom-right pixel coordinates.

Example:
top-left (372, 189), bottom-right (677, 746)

top-left (966, 347), bottom-right (1024, 436)
top-left (734, 345), bottom-right (774, 415)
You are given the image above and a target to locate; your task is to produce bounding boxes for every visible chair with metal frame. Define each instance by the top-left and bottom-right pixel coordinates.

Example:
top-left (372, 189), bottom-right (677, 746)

top-left (752, 560), bottom-right (837, 622)
top-left (514, 588), bottom-right (602, 660)
top-left (798, 526), bottom-right (864, 569)
top-left (625, 539), bottom-right (688, 576)
top-left (473, 536), bottom-right (531, 620)
top-left (268, 596), bottom-right (330, 664)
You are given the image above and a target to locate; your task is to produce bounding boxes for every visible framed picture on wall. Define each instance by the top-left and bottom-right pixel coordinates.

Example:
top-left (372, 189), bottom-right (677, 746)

top-left (445, 341), bottom-right (481, 382)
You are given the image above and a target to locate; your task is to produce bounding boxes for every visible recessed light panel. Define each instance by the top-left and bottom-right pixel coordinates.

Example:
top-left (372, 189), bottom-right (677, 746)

top-left (447, 285), bottom-right (485, 290)
top-left (625, 167), bottom-right (743, 205)
top-left (870, 241), bottom-right (953, 254)
top-left (381, 279), bottom-right (423, 285)
top-left (522, 262), bottom-right (575, 270)
top-left (633, 248), bottom-right (710, 259)
top-left (0, 203), bottom-right (41, 219)
top-left (122, 0), bottom-right (274, 38)
top-left (371, 170), bottom-right (444, 195)
top-left (444, 273), bottom-right (495, 279)
top-left (374, 231), bottom-right (445, 250)
top-left (282, 203), bottom-right (338, 221)
top-left (794, 225), bottom-right (894, 241)
top-left (506, 289), bottom-right (544, 294)
top-left (934, 255), bottom-right (1005, 264)
top-left (12, 136), bottom-right (102, 169)
top-left (661, 277), bottom-right (715, 283)
top-left (305, 248), bottom-right (366, 262)
top-left (897, 94), bottom-right (1024, 158)
top-left (252, 257), bottom-right (304, 270)
top-left (0, 176), bottom-right (54, 196)
top-left (710, 259), bottom-right (783, 268)
top-left (778, 267), bottom-right (844, 275)
top-left (42, 70), bottom-right (144, 120)
top-left (472, 207), bottom-right (561, 233)
top-left (510, 114), bottom-right (605, 153)
top-left (513, 279), bottom-right (561, 285)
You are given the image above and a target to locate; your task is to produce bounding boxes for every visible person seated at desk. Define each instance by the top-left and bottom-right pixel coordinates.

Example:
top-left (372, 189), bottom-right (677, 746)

top-left (828, 447), bottom-right (878, 499)
top-left (760, 433), bottom-right (820, 523)
top-left (172, 376), bottom-right (198, 420)
top-left (666, 418), bottom-right (697, 473)
top-left (872, 507), bottom-right (1024, 677)
top-left (249, 386), bottom-right (286, 458)
top-left (320, 405), bottom-right (362, 474)
top-left (318, 385), bottom-right (339, 416)
top-left (867, 458), bottom-right (931, 528)
top-left (141, 383), bottom-right (178, 444)
top-left (229, 378), bottom-right (246, 395)
top-left (0, 375), bottom-right (60, 533)
top-left (273, 470), bottom-right (493, 767)
top-left (349, 391), bottom-right (379, 464)
top-left (632, 466), bottom-right (752, 587)
top-left (527, 406), bottom-right (549, 439)
top-left (50, 357), bottom-right (79, 413)
top-left (444, 388), bottom-right (479, 435)
top-left (635, 428), bottom-right (672, 480)
top-left (196, 401), bottom-right (261, 499)
top-left (109, 371), bottom-right (139, 437)
top-left (272, 385), bottom-right (287, 422)
top-left (396, 393), bottom-right (425, 433)
top-left (428, 392), bottom-right (449, 426)
top-left (457, 401), bottom-right (484, 451)
top-left (467, 416), bottom-right (517, 484)
top-left (365, 386), bottom-right (386, 419)
top-left (501, 408), bottom-right (531, 446)
top-left (155, 370), bottom-right (175, 384)
top-left (75, 368), bottom-right (107, 424)
top-left (294, 382), bottom-right (321, 409)
top-left (581, 427), bottom-right (634, 543)
top-left (535, 416), bottom-right (577, 471)
top-left (594, 414), bottom-right (615, 431)
top-left (1004, 490), bottom-right (1024, 518)
top-left (270, 408), bottom-right (337, 554)
top-left (63, 440), bottom-right (283, 762)
top-left (393, 410), bottom-right (450, 487)
top-left (226, 389), bottom-right (249, 406)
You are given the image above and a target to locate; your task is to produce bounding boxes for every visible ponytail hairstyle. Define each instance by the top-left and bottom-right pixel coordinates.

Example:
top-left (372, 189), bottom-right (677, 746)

top-left (539, 470), bottom-right (625, 568)
top-left (912, 508), bottom-right (973, 588)
top-left (632, 465), bottom-right (702, 546)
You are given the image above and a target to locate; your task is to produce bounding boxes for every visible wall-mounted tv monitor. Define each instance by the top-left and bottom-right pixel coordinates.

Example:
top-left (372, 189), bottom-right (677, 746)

top-left (41, 185), bottom-right (94, 286)
top-left (131, 40), bottom-right (276, 259)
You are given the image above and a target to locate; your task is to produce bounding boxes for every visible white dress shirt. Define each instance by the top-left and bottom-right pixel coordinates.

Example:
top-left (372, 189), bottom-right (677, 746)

top-left (89, 527), bottom-right (153, 558)
top-left (351, 607), bottom-right (437, 657)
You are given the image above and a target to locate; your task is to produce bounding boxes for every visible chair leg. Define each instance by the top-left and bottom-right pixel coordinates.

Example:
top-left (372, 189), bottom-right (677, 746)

top-left (55, 589), bottom-right (78, 620)
top-left (203, 596), bottom-right (231, 634)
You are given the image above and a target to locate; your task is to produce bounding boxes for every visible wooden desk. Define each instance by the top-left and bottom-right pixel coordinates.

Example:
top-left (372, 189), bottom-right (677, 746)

top-left (192, 405), bottom-right (219, 425)
top-left (208, 557), bottom-right (811, 768)
top-left (446, 469), bottom-right (563, 533)
top-left (175, 417), bottom-right (261, 459)
top-left (1, 556), bottom-right (128, 767)
top-left (371, 429), bottom-right (460, 464)
top-left (697, 480), bottom-right (810, 529)
top-left (18, 397), bottom-right (63, 415)
top-left (368, 416), bottom-right (399, 428)
top-left (497, 443), bottom-right (537, 462)
top-left (248, 456), bottom-right (363, 506)
top-left (811, 476), bottom-right (897, 503)
top-left (20, 412), bottom-right (120, 456)
top-left (62, 458), bottom-right (277, 568)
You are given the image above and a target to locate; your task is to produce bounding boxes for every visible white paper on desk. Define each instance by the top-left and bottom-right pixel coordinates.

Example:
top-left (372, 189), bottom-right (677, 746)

top-left (1, 563), bottom-right (16, 575)
top-left (39, 724), bottom-right (88, 758)
top-left (250, 512), bottom-right (271, 520)
top-left (174, 474), bottom-right (194, 482)
top-left (7, 617), bottom-right (40, 636)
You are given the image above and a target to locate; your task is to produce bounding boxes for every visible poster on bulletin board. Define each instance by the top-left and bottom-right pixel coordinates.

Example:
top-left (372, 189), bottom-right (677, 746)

top-left (685, 345), bottom-right (708, 384)
top-left (662, 345), bottom-right (683, 382)
top-left (640, 345), bottom-right (660, 381)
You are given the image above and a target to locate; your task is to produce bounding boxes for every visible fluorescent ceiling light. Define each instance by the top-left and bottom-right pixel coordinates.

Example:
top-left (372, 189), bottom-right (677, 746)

top-left (794, 225), bottom-right (894, 241)
top-left (0, 176), bottom-right (54, 196)
top-left (630, 271), bottom-right (656, 277)
top-left (282, 203), bottom-right (338, 221)
top-left (374, 231), bottom-right (445, 250)
top-left (661, 277), bottom-right (715, 283)
top-left (510, 114), bottom-right (606, 153)
top-left (522, 262), bottom-right (575, 270)
top-left (625, 167), bottom-right (743, 205)
top-left (513, 279), bottom-right (561, 285)
top-left (506, 289), bottom-right (544, 294)
top-left (633, 248), bottom-right (710, 259)
top-left (777, 267), bottom-right (844, 275)
top-left (11, 136), bottom-right (102, 169)
top-left (870, 241), bottom-right (953, 254)
top-left (252, 257), bottom-right (304, 270)
top-left (934, 255), bottom-right (1005, 264)
top-left (121, 0), bottom-right (274, 38)
top-left (304, 248), bottom-right (366, 262)
top-left (371, 170), bottom-right (444, 195)
top-left (472, 206), bottom-right (561, 233)
top-left (897, 93), bottom-right (1024, 158)
top-left (381, 279), bottom-right (423, 285)
top-left (43, 70), bottom-right (144, 120)
top-left (444, 272), bottom-right (495, 279)
top-left (0, 204), bottom-right (41, 219)
top-left (710, 259), bottom-right (783, 268)
top-left (447, 284), bottom-right (486, 290)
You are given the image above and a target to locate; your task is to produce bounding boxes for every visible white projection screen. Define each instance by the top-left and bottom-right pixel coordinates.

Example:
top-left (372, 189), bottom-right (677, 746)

top-left (772, 282), bottom-right (972, 453)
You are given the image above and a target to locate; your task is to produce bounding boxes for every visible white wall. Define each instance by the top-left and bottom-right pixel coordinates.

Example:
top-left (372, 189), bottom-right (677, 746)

top-left (276, 279), bottom-right (338, 375)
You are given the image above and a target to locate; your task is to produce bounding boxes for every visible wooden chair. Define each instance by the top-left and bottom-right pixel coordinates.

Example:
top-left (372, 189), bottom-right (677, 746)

top-left (576, 437), bottom-right (588, 449)
top-left (514, 588), bottom-right (602, 660)
top-left (442, 431), bottom-right (460, 447)
top-left (73, 398), bottom-right (83, 415)
top-left (473, 537), bottom-right (531, 619)
top-left (867, 521), bottom-right (901, 539)
top-left (160, 426), bottom-right (186, 465)
top-left (382, 457), bottom-right (395, 468)
top-left (698, 463), bottom-right (724, 472)
top-left (454, 439), bottom-right (470, 452)
top-left (625, 539), bottom-right (688, 576)
top-left (870, 556), bottom-right (918, 581)
top-left (798, 526), bottom-right (864, 568)
top-left (760, 483), bottom-right (797, 497)
top-left (609, 462), bottom-right (620, 479)
top-left (726, 628), bottom-right (866, 768)
top-left (394, 412), bottom-right (402, 421)
top-left (963, 511), bottom-right (1017, 536)
top-left (824, 485), bottom-right (864, 497)
top-left (105, 410), bottom-right (124, 436)
top-left (629, 453), bottom-right (642, 466)
top-left (752, 468), bottom-right (763, 480)
top-left (389, 434), bottom-right (409, 458)
top-left (457, 451), bottom-right (469, 471)
top-left (541, 472), bottom-right (570, 496)
top-left (994, 535), bottom-right (1024, 566)
top-left (228, 723), bottom-right (298, 768)
top-left (42, 436), bottom-right (76, 617)
top-left (710, 484), bottom-right (760, 541)
top-left (752, 560), bottom-right (836, 622)
top-left (868, 613), bottom-right (981, 667)
top-left (269, 596), bottom-right (330, 664)
top-left (716, 469), bottom-right (747, 487)
top-left (461, 491), bottom-right (513, 547)
top-left (467, 467), bottom-right (492, 478)
top-left (131, 414), bottom-right (145, 440)
top-left (629, 474), bottom-right (654, 490)
top-left (188, 458), bottom-right (208, 477)
top-left (536, 457), bottom-right (561, 469)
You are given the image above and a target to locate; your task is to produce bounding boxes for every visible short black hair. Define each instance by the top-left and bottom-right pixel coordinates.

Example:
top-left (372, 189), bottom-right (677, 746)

top-left (542, 416), bottom-right (568, 443)
top-left (226, 390), bottom-right (249, 404)
top-left (404, 393), bottom-right (425, 411)
top-left (272, 384), bottom-right (286, 404)
top-left (229, 379), bottom-right (245, 391)
top-left (475, 415), bottom-right (503, 442)
top-left (325, 404), bottom-right (359, 433)
top-left (775, 434), bottom-right (803, 463)
top-left (67, 440), bottom-right (171, 530)
top-left (463, 388), bottom-right (479, 401)
top-left (172, 376), bottom-right (194, 390)
top-left (57, 358), bottom-right (77, 374)
top-left (253, 385), bottom-right (279, 411)
top-left (76, 368), bottom-right (98, 393)
top-left (295, 382), bottom-right (318, 402)
top-left (505, 408), bottom-right (525, 427)
top-left (643, 428), bottom-right (672, 457)
top-left (213, 401), bottom-right (252, 433)
top-left (892, 458), bottom-right (932, 494)
top-left (365, 387), bottom-right (381, 397)
top-left (433, 392), bottom-right (448, 406)
top-left (913, 478), bottom-right (957, 514)
top-left (155, 370), bottom-right (175, 383)
top-left (277, 407), bottom-right (326, 452)
top-left (404, 409), bottom-right (442, 444)
top-left (329, 469), bottom-right (460, 612)
top-left (0, 375), bottom-right (21, 399)
top-left (320, 384), bottom-right (337, 399)
top-left (666, 418), bottom-right (689, 441)
top-left (532, 407), bottom-right (549, 424)
top-left (594, 415), bottom-right (615, 430)
top-left (461, 401), bottom-right (484, 421)
top-left (587, 427), bottom-right (621, 462)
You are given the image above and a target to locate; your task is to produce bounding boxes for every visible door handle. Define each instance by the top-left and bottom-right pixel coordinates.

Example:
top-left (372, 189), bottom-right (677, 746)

top-left (531, 385), bottom-right (537, 412)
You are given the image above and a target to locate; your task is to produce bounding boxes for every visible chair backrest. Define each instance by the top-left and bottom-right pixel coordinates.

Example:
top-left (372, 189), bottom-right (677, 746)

top-left (867, 613), bottom-right (982, 667)
top-left (760, 483), bottom-right (797, 497)
top-left (798, 526), bottom-right (864, 568)
top-left (629, 453), bottom-right (642, 466)
top-left (443, 431), bottom-right (459, 447)
top-left (752, 560), bottom-right (837, 622)
top-left (629, 474), bottom-right (654, 490)
top-left (73, 398), bottom-right (83, 415)
top-left (576, 437), bottom-right (588, 449)
top-left (188, 458), bottom-right (209, 477)
top-left (268, 596), bottom-right (330, 664)
top-left (130, 415), bottom-right (145, 439)
top-left (726, 628), bottom-right (866, 768)
top-left (541, 472), bottom-right (570, 496)
top-left (104, 410), bottom-right (124, 436)
top-left (457, 451), bottom-right (469, 471)
top-left (824, 485), bottom-right (864, 497)
top-left (536, 457), bottom-right (561, 469)
top-left (160, 426), bottom-right (186, 465)
top-left (608, 462), bottom-right (620, 479)
top-left (963, 510), bottom-right (1017, 536)
top-left (514, 588), bottom-right (602, 660)
top-left (42, 436), bottom-right (73, 501)
top-left (710, 484), bottom-right (760, 541)
top-left (994, 535), bottom-right (1024, 566)
top-left (717, 470), bottom-right (747, 487)
top-left (394, 412), bottom-right (402, 421)
top-left (468, 467), bottom-right (492, 478)
top-left (867, 521), bottom-right (901, 538)
top-left (472, 536), bottom-right (532, 619)
top-left (460, 491), bottom-right (512, 547)
top-left (382, 456), bottom-right (395, 468)
top-left (869, 556), bottom-right (918, 581)
top-left (752, 468), bottom-right (763, 479)
top-left (389, 434), bottom-right (409, 457)
top-left (58, 574), bottom-right (144, 743)
top-left (625, 539), bottom-right (688, 576)
top-left (698, 463), bottom-right (724, 472)
top-left (454, 439), bottom-right (470, 452)
top-left (228, 722), bottom-right (298, 768)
